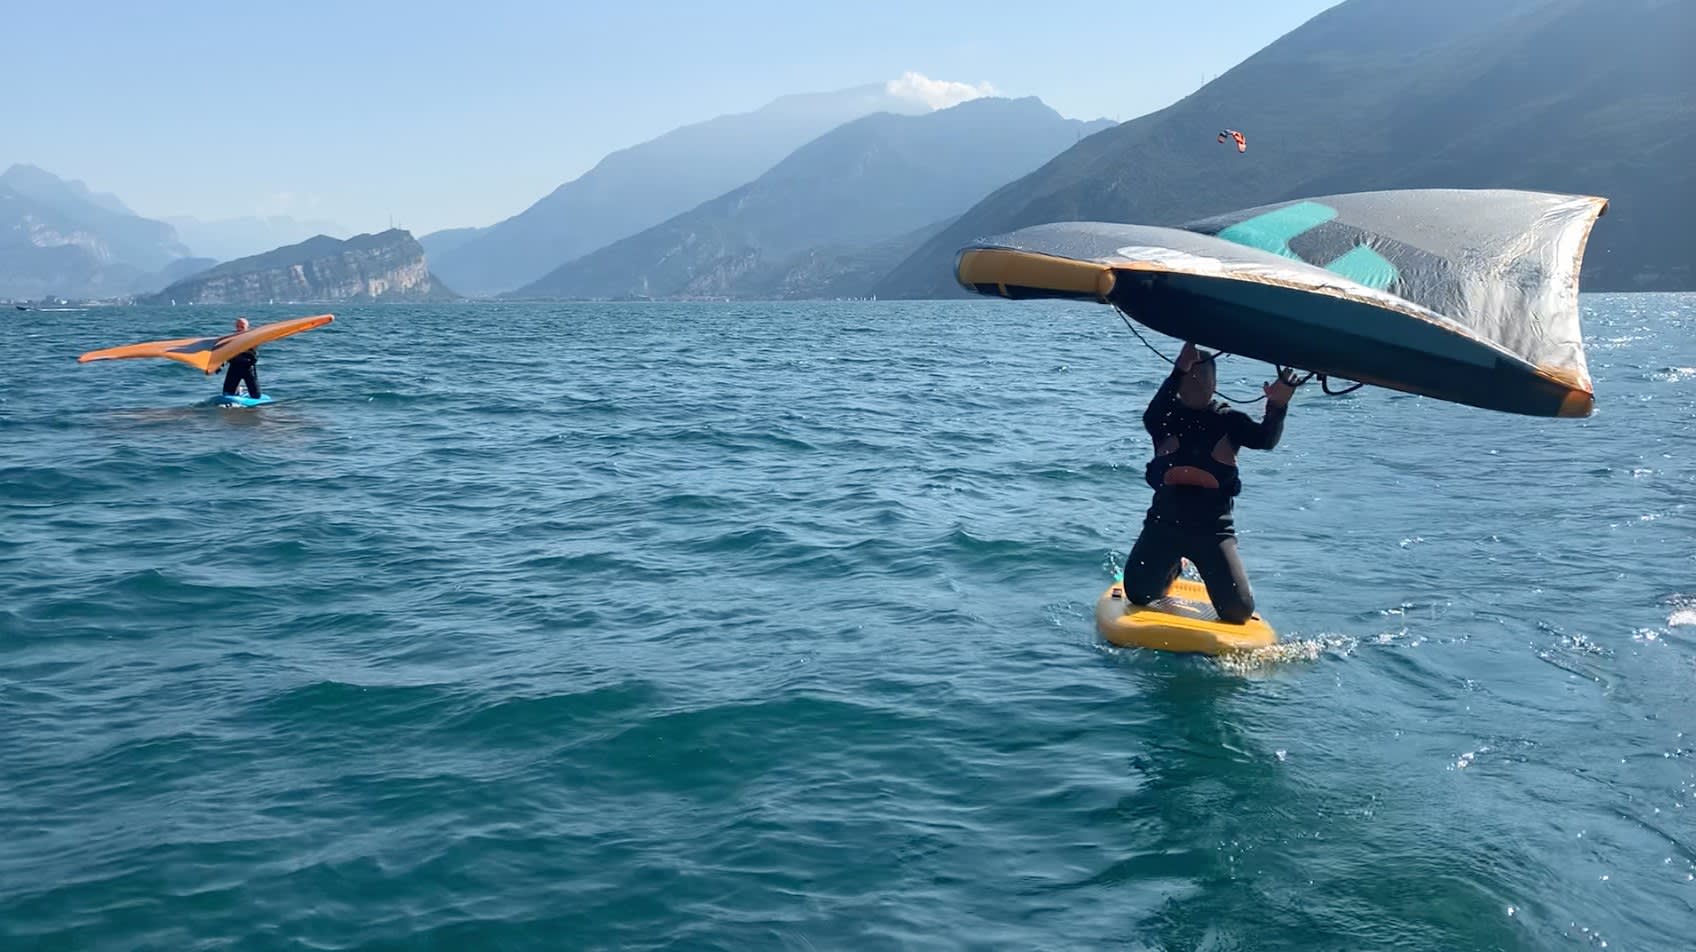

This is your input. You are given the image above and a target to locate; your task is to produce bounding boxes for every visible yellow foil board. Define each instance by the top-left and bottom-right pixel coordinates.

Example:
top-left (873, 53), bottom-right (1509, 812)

top-left (1095, 578), bottom-right (1276, 655)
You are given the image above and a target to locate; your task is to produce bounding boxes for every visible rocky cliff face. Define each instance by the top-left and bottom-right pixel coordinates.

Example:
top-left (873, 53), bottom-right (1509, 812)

top-left (141, 229), bottom-right (456, 304)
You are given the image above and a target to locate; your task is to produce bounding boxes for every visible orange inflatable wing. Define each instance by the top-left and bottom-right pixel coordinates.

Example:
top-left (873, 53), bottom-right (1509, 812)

top-left (77, 314), bottom-right (335, 372)
top-left (199, 314), bottom-right (335, 372)
top-left (77, 336), bottom-right (213, 365)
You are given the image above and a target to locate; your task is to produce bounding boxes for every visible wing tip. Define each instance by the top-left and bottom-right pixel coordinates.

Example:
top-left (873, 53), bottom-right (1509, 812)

top-left (955, 247), bottom-right (1116, 302)
top-left (1557, 388), bottom-right (1594, 418)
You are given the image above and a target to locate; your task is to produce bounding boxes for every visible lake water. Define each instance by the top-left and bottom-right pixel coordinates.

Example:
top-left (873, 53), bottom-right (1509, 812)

top-left (2, 296), bottom-right (1692, 949)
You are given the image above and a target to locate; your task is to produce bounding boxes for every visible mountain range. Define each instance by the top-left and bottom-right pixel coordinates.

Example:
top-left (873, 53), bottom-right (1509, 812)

top-left (877, 0), bottom-right (1695, 296)
top-left (8, 3), bottom-right (1690, 303)
top-left (425, 83), bottom-right (940, 296)
top-left (515, 97), bottom-right (1112, 300)
top-left (1, 164), bottom-right (198, 299)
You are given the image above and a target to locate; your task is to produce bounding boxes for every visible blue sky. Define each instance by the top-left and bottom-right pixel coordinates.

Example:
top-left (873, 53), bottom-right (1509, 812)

top-left (7, 0), bottom-right (1338, 235)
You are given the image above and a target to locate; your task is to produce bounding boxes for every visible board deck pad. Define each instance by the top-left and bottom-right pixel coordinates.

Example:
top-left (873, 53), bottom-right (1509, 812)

top-left (1145, 584), bottom-right (1221, 622)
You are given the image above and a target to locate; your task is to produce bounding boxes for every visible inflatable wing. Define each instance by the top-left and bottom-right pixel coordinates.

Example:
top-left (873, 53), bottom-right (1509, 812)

top-left (955, 189), bottom-right (1607, 417)
top-left (78, 314), bottom-right (335, 373)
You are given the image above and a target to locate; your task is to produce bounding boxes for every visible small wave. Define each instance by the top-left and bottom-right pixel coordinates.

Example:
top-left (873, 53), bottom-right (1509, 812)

top-left (653, 491), bottom-right (738, 512)
top-left (443, 680), bottom-right (662, 743)
top-left (512, 550), bottom-right (651, 577)
top-left (361, 390), bottom-right (452, 407)
top-left (253, 679), bottom-right (468, 731)
top-left (0, 465), bottom-right (119, 502)
top-left (939, 526), bottom-right (1096, 577)
top-left (684, 524), bottom-right (793, 556)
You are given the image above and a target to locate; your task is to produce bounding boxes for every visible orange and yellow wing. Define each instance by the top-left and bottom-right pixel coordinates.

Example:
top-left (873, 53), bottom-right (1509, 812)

top-left (77, 336), bottom-right (215, 366)
top-left (77, 314), bottom-right (335, 372)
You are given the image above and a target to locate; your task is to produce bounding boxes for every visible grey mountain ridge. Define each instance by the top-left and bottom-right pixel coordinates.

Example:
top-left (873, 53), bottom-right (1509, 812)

top-left (1, 165), bottom-right (195, 299)
top-left (428, 83), bottom-right (937, 296)
top-left (512, 97), bottom-right (1112, 300)
top-left (877, 0), bottom-right (1696, 297)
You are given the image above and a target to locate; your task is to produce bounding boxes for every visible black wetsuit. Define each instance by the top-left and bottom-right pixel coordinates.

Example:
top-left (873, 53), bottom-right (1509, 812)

top-left (1123, 366), bottom-right (1287, 623)
top-left (222, 348), bottom-right (260, 398)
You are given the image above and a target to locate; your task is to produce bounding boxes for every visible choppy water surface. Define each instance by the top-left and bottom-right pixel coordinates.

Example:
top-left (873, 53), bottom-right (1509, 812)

top-left (2, 297), bottom-right (1692, 950)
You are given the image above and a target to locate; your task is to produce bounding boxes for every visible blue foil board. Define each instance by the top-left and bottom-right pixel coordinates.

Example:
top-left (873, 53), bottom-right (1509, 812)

top-left (214, 393), bottom-right (273, 408)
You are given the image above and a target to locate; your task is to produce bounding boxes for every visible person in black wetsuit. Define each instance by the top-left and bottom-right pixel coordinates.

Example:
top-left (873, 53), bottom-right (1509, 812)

top-left (1123, 341), bottom-right (1302, 623)
top-left (219, 316), bottom-right (261, 398)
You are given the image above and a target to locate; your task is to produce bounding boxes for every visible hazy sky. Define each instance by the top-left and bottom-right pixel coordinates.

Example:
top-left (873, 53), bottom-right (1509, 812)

top-left (7, 0), bottom-right (1338, 235)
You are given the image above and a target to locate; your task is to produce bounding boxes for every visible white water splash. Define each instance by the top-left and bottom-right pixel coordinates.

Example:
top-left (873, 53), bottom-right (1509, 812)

top-left (1452, 746), bottom-right (1492, 770)
top-left (1214, 634), bottom-right (1358, 674)
top-left (1559, 633), bottom-right (1609, 656)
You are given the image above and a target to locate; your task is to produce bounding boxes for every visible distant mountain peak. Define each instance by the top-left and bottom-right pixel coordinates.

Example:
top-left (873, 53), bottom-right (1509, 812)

top-left (511, 95), bottom-right (1103, 301)
top-left (0, 164), bottom-right (193, 299)
top-left (430, 80), bottom-right (964, 295)
top-left (2, 163), bottom-right (136, 216)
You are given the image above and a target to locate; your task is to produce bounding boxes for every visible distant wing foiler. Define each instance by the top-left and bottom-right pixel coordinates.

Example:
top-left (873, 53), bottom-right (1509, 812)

top-left (955, 189), bottom-right (1607, 417)
top-left (77, 314), bottom-right (335, 373)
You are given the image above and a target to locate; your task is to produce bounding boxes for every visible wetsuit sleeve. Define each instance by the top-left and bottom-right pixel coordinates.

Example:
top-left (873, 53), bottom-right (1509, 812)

top-left (1142, 367), bottom-right (1185, 436)
top-left (1225, 401), bottom-right (1287, 450)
